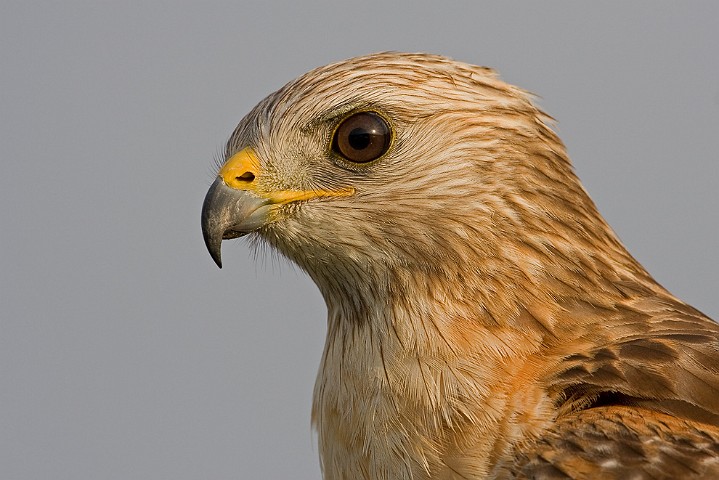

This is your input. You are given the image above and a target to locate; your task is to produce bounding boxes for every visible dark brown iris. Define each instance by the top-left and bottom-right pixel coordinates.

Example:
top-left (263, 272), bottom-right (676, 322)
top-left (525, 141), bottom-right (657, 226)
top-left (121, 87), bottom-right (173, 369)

top-left (332, 112), bottom-right (391, 163)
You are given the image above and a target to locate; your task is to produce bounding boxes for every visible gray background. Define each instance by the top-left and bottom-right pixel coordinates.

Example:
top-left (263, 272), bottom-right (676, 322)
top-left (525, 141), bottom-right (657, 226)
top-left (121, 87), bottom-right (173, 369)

top-left (1, 1), bottom-right (717, 479)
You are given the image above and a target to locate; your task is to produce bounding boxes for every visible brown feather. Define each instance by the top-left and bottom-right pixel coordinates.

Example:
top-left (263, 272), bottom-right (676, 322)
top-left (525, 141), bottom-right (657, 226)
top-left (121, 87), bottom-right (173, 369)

top-left (504, 407), bottom-right (719, 479)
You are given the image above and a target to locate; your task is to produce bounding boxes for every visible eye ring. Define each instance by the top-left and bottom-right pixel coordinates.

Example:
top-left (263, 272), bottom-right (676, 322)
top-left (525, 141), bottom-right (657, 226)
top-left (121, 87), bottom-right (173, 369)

top-left (331, 111), bottom-right (392, 163)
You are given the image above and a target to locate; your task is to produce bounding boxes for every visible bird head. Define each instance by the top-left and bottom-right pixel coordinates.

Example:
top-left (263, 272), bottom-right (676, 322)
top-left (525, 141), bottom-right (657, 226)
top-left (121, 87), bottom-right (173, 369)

top-left (202, 53), bottom-right (646, 320)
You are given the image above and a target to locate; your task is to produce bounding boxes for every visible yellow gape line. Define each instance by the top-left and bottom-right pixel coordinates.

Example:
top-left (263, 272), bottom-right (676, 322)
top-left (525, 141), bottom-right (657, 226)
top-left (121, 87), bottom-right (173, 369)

top-left (219, 147), bottom-right (354, 203)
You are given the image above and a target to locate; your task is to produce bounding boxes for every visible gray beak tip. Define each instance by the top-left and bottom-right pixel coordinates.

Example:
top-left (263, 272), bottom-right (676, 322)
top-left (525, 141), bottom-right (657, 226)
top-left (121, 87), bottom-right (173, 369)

top-left (202, 222), bottom-right (224, 269)
top-left (208, 243), bottom-right (223, 269)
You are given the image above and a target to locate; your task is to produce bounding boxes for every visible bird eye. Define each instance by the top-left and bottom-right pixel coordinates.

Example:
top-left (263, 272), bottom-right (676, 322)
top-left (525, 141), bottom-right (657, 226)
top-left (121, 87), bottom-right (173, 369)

top-left (332, 112), bottom-right (391, 163)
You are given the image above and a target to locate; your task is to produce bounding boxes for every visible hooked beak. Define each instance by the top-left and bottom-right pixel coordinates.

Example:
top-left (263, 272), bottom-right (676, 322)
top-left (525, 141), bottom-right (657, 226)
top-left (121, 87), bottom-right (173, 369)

top-left (201, 177), bottom-right (271, 268)
top-left (201, 147), bottom-right (354, 268)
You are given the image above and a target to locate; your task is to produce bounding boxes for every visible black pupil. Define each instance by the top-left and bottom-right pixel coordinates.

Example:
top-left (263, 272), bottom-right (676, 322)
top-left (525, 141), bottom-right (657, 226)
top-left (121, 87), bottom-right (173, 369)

top-left (348, 128), bottom-right (372, 150)
top-left (332, 111), bottom-right (390, 163)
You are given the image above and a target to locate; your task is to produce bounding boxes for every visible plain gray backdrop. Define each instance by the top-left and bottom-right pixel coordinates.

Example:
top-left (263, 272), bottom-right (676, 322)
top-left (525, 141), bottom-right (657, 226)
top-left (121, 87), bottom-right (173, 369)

top-left (1, 2), bottom-right (717, 479)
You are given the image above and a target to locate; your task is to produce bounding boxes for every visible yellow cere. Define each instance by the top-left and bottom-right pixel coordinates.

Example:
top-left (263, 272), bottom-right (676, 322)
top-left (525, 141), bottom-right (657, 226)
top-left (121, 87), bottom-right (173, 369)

top-left (219, 147), bottom-right (355, 204)
top-left (219, 147), bottom-right (261, 190)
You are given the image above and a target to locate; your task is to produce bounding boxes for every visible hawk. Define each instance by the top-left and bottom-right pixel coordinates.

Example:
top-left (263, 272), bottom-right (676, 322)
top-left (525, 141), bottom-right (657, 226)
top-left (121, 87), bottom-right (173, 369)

top-left (201, 53), bottom-right (719, 479)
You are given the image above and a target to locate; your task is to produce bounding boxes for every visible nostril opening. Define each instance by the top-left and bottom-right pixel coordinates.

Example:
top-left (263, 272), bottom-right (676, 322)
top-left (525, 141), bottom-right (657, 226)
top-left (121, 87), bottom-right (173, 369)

top-left (236, 172), bottom-right (255, 182)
